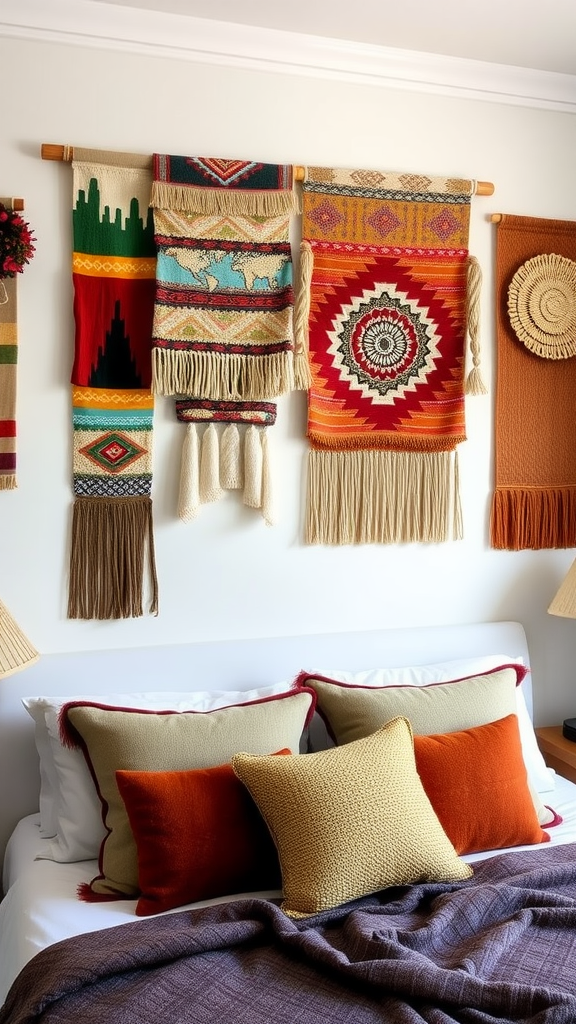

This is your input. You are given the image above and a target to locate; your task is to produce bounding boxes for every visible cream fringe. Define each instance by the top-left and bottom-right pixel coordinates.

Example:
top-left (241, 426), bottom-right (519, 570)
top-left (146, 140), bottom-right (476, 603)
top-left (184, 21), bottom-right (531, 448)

top-left (0, 476), bottom-right (17, 490)
top-left (465, 254), bottom-right (487, 396)
top-left (293, 241), bottom-right (313, 391)
top-left (177, 423), bottom-right (200, 521)
top-left (305, 449), bottom-right (462, 545)
top-left (150, 181), bottom-right (301, 218)
top-left (152, 349), bottom-right (295, 401)
top-left (178, 423), bottom-right (273, 523)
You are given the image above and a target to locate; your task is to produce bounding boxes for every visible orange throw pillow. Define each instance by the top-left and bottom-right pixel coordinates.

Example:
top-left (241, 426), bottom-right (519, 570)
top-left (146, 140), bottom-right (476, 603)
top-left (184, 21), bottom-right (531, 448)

top-left (413, 714), bottom-right (550, 855)
top-left (116, 752), bottom-right (289, 916)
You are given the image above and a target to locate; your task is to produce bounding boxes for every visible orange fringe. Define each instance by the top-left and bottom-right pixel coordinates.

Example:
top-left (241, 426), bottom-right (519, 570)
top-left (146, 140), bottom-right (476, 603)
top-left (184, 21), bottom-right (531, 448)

top-left (490, 487), bottom-right (576, 550)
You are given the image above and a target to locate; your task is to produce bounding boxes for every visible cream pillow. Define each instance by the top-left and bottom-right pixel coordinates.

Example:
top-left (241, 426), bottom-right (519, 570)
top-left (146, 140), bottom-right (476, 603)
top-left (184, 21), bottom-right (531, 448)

top-left (63, 689), bottom-right (314, 897)
top-left (232, 716), bottom-right (472, 919)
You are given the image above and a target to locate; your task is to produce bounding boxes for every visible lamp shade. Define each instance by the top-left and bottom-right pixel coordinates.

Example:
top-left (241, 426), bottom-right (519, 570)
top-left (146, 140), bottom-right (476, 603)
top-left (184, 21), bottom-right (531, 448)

top-left (0, 600), bottom-right (40, 679)
top-left (548, 558), bottom-right (576, 619)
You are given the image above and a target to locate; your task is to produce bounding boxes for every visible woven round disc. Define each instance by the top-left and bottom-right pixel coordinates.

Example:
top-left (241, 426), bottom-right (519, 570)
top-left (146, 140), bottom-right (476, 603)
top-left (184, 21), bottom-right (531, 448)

top-left (507, 253), bottom-right (576, 359)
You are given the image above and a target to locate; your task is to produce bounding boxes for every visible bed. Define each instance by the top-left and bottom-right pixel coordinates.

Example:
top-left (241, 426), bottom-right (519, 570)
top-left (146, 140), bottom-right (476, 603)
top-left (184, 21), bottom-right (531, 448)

top-left (1, 620), bottom-right (576, 1023)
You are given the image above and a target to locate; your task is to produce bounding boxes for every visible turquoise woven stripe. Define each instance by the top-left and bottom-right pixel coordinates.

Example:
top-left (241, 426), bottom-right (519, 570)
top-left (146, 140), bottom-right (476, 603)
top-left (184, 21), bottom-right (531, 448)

top-left (73, 407), bottom-right (154, 430)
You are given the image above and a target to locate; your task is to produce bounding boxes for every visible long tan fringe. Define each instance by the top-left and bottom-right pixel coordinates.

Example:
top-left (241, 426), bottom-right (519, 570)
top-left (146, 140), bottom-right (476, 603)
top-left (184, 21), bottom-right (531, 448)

top-left (220, 423), bottom-right (243, 489)
top-left (199, 423), bottom-right (223, 503)
top-left (67, 497), bottom-right (158, 619)
top-left (243, 425), bottom-right (263, 508)
top-left (490, 486), bottom-right (576, 550)
top-left (261, 429), bottom-right (274, 526)
top-left (152, 348), bottom-right (295, 401)
top-left (178, 423), bottom-right (200, 521)
top-left (150, 181), bottom-right (301, 218)
top-left (293, 241), bottom-right (314, 391)
top-left (305, 449), bottom-right (461, 545)
top-left (0, 476), bottom-right (17, 490)
top-left (465, 254), bottom-right (487, 396)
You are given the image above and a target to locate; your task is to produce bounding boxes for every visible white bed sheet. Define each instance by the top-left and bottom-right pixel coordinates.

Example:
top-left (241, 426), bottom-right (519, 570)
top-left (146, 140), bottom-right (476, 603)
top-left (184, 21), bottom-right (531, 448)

top-left (2, 775), bottom-right (576, 1007)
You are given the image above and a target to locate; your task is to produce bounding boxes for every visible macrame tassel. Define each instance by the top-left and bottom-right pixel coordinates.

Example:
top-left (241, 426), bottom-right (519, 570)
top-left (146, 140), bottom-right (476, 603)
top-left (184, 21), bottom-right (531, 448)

top-left (178, 423), bottom-right (200, 521)
top-left (306, 450), bottom-right (461, 546)
top-left (220, 423), bottom-right (243, 489)
top-left (293, 241), bottom-right (314, 391)
top-left (67, 496), bottom-right (158, 619)
top-left (465, 254), bottom-right (488, 396)
top-left (199, 423), bottom-right (223, 503)
top-left (261, 429), bottom-right (274, 526)
top-left (243, 425), bottom-right (263, 508)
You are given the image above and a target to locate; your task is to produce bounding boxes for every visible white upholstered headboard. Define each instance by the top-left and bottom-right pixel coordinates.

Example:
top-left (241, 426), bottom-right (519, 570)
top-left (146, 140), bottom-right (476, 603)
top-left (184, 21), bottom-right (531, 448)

top-left (0, 620), bottom-right (530, 866)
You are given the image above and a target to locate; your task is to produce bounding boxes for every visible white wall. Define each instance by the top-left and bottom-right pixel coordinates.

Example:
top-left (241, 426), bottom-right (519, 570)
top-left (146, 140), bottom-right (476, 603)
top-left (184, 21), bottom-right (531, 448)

top-left (1, 21), bottom-right (576, 726)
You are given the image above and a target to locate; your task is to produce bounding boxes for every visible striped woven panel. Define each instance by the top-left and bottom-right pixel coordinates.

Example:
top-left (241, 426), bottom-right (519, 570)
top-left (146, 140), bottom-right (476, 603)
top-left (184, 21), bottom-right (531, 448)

top-left (300, 167), bottom-right (476, 545)
top-left (150, 156), bottom-right (305, 524)
top-left (0, 257), bottom-right (17, 490)
top-left (68, 160), bottom-right (158, 618)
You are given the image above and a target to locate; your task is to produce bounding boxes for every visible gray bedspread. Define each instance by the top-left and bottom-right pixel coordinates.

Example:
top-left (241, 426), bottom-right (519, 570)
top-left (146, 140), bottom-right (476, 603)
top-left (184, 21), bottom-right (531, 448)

top-left (2, 844), bottom-right (576, 1024)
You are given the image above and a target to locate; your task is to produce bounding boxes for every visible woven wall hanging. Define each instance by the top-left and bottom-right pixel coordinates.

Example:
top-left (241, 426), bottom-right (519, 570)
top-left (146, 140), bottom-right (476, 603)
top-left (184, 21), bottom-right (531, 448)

top-left (491, 213), bottom-right (576, 550)
top-left (0, 198), bottom-right (36, 490)
top-left (68, 152), bottom-right (158, 618)
top-left (297, 167), bottom-right (484, 546)
top-left (150, 155), bottom-right (309, 524)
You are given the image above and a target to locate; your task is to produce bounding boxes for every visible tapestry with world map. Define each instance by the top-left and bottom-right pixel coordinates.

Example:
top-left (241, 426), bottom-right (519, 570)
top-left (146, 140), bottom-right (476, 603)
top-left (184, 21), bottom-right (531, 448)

top-left (299, 166), bottom-right (478, 546)
top-left (69, 155), bottom-right (158, 618)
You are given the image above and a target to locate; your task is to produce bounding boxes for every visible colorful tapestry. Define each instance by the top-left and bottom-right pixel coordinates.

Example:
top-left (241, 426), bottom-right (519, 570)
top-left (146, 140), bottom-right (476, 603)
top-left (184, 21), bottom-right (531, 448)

top-left (150, 154), bottom-right (308, 523)
top-left (298, 167), bottom-right (483, 545)
top-left (491, 214), bottom-right (576, 550)
top-left (69, 155), bottom-right (158, 618)
top-left (0, 251), bottom-right (17, 490)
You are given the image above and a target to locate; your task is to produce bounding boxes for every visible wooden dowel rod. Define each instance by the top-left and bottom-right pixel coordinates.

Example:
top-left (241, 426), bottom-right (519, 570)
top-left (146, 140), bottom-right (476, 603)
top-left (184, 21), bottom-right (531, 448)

top-left (490, 213), bottom-right (503, 222)
top-left (41, 146), bottom-right (494, 196)
top-left (12, 199), bottom-right (24, 211)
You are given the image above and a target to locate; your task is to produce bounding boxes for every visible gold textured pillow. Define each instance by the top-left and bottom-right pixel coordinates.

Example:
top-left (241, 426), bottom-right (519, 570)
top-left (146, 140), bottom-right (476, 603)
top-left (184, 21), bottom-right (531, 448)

top-left (62, 690), bottom-right (314, 898)
top-left (302, 667), bottom-right (521, 746)
top-left (232, 716), bottom-right (472, 919)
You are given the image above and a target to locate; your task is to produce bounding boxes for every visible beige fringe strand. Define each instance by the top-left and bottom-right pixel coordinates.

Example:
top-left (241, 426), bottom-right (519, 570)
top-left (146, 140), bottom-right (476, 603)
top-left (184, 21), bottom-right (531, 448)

top-left (152, 348), bottom-right (295, 401)
top-left (305, 449), bottom-right (462, 545)
top-left (220, 423), bottom-right (243, 489)
top-left (293, 241), bottom-right (314, 391)
top-left (243, 425), bottom-right (263, 508)
top-left (490, 486), bottom-right (576, 550)
top-left (0, 476), bottom-right (17, 490)
top-left (67, 496), bottom-right (158, 619)
top-left (150, 181), bottom-right (301, 218)
top-left (178, 423), bottom-right (200, 521)
top-left (465, 254), bottom-right (487, 396)
top-left (261, 429), bottom-right (274, 526)
top-left (199, 423), bottom-right (223, 503)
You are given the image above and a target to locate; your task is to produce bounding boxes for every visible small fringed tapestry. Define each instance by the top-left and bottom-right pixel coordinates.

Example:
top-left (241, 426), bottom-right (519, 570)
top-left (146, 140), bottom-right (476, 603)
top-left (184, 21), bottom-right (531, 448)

top-left (150, 155), bottom-right (308, 524)
top-left (491, 214), bottom-right (576, 550)
top-left (0, 262), bottom-right (17, 490)
top-left (297, 167), bottom-right (484, 545)
top-left (68, 153), bottom-right (158, 619)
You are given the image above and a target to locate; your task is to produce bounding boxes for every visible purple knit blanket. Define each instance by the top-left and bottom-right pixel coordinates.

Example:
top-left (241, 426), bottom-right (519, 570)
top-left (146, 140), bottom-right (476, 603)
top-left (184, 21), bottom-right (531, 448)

top-left (2, 844), bottom-right (576, 1024)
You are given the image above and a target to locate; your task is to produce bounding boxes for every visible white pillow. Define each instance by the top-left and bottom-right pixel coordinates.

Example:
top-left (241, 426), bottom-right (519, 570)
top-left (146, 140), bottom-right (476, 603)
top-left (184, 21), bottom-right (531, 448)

top-left (23, 683), bottom-right (292, 862)
top-left (306, 654), bottom-right (554, 796)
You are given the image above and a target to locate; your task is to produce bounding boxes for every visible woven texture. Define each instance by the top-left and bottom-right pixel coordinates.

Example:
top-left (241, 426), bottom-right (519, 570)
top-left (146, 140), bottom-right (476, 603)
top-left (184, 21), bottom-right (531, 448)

top-left (491, 214), bottom-right (576, 549)
top-left (68, 160), bottom-right (158, 618)
top-left (63, 690), bottom-right (314, 898)
top-left (150, 155), bottom-right (304, 523)
top-left (0, 269), bottom-right (17, 489)
top-left (233, 716), bottom-right (471, 918)
top-left (299, 167), bottom-right (477, 545)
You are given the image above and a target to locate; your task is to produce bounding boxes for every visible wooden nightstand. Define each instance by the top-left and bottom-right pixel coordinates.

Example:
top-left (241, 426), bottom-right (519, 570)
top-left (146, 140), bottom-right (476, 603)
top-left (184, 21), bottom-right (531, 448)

top-left (535, 726), bottom-right (576, 785)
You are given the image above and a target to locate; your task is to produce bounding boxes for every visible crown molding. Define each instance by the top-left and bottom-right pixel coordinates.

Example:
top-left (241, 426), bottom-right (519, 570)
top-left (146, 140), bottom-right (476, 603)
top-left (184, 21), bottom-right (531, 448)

top-left (2, 0), bottom-right (576, 113)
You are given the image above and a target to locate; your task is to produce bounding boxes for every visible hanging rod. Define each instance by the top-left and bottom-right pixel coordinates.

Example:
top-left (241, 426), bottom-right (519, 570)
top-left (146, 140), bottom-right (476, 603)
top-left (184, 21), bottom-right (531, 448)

top-left (1, 198), bottom-right (24, 210)
top-left (40, 144), bottom-right (495, 196)
top-left (490, 213), bottom-right (503, 222)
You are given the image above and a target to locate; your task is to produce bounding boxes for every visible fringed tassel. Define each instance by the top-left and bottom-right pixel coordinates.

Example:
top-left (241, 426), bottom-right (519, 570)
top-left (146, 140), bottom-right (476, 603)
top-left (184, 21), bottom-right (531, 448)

top-left (261, 429), bottom-right (274, 526)
top-left (305, 450), bottom-right (461, 546)
top-left (150, 181), bottom-right (301, 218)
top-left (490, 486), bottom-right (576, 550)
top-left (152, 348), bottom-right (295, 401)
top-left (67, 496), bottom-right (158, 619)
top-left (178, 423), bottom-right (200, 521)
top-left (199, 423), bottom-right (223, 503)
top-left (452, 450), bottom-right (464, 541)
top-left (465, 254), bottom-right (487, 396)
top-left (243, 425), bottom-right (263, 509)
top-left (293, 241), bottom-right (314, 391)
top-left (220, 423), bottom-right (243, 489)
top-left (0, 475), bottom-right (17, 490)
